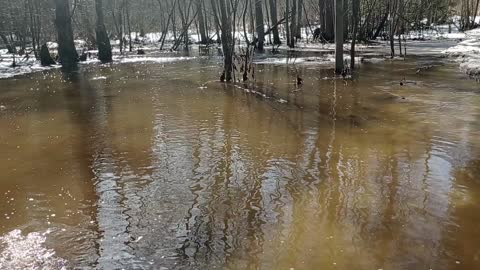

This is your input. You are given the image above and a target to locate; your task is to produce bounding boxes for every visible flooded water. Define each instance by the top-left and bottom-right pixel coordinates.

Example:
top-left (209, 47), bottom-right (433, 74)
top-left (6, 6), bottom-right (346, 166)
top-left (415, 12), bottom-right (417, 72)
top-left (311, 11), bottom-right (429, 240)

top-left (1, 51), bottom-right (480, 269)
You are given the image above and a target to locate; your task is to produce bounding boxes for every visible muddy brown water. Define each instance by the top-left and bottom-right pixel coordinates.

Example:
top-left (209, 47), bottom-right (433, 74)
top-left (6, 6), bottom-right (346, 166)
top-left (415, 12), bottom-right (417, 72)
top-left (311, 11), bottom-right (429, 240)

top-left (0, 52), bottom-right (480, 270)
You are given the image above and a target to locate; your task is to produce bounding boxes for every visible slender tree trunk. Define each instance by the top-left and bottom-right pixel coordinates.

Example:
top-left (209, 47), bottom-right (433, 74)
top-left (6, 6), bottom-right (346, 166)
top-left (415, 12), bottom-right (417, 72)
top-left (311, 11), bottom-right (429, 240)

top-left (372, 3), bottom-right (389, 40)
top-left (54, 0), bottom-right (78, 68)
top-left (95, 0), bottom-right (112, 63)
top-left (351, 0), bottom-right (360, 70)
top-left (289, 0), bottom-right (297, 47)
top-left (255, 0), bottom-right (265, 50)
top-left (125, 1), bottom-right (132, 52)
top-left (334, 0), bottom-right (343, 74)
top-left (286, 0), bottom-right (290, 46)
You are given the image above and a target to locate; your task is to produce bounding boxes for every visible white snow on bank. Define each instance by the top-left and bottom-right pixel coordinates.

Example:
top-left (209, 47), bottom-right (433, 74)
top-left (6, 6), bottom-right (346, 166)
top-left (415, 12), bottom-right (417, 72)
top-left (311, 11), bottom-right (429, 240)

top-left (405, 25), bottom-right (467, 40)
top-left (0, 229), bottom-right (67, 270)
top-left (116, 56), bottom-right (194, 64)
top-left (255, 55), bottom-right (385, 66)
top-left (0, 54), bottom-right (61, 79)
top-left (444, 28), bottom-right (480, 77)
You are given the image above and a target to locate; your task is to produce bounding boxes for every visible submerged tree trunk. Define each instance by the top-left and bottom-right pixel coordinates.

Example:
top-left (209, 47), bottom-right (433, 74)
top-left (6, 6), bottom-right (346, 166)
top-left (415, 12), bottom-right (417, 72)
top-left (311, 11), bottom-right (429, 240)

top-left (334, 0), bottom-right (343, 74)
top-left (40, 43), bottom-right (56, 66)
top-left (54, 0), bottom-right (78, 68)
top-left (255, 0), bottom-right (265, 50)
top-left (218, 0), bottom-right (234, 81)
top-left (95, 0), bottom-right (112, 63)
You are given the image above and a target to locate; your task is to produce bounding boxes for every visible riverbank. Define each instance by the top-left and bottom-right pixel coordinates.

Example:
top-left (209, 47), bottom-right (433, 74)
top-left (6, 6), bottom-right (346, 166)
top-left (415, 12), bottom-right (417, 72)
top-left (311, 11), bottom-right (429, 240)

top-left (443, 28), bottom-right (480, 79)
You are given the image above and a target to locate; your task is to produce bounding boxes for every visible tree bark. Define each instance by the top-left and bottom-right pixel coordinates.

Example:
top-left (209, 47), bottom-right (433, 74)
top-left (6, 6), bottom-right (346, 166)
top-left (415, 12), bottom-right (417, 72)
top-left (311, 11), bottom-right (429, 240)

top-left (40, 44), bottom-right (56, 66)
top-left (54, 0), bottom-right (78, 68)
top-left (268, 0), bottom-right (281, 44)
top-left (255, 0), bottom-right (265, 50)
top-left (325, 0), bottom-right (335, 42)
top-left (218, 0), bottom-right (234, 81)
top-left (296, 0), bottom-right (303, 39)
top-left (95, 0), bottom-right (112, 63)
top-left (288, 0), bottom-right (297, 47)
top-left (334, 0), bottom-right (343, 74)
top-left (197, 0), bottom-right (208, 43)
top-left (351, 0), bottom-right (359, 70)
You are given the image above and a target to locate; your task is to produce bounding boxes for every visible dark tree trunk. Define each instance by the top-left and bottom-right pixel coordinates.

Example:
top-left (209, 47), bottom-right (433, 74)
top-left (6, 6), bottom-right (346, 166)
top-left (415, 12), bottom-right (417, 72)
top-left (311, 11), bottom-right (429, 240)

top-left (95, 0), bottom-right (112, 63)
top-left (218, 0), bottom-right (234, 81)
top-left (296, 0), bottom-right (303, 39)
top-left (255, 0), bottom-right (265, 50)
top-left (334, 0), bottom-right (343, 74)
top-left (372, 3), bottom-right (390, 40)
top-left (197, 0), bottom-right (208, 43)
top-left (286, 0), bottom-right (290, 46)
top-left (40, 43), bottom-right (56, 66)
top-left (325, 0), bottom-right (335, 42)
top-left (268, 0), bottom-right (281, 44)
top-left (125, 1), bottom-right (133, 52)
top-left (54, 0), bottom-right (78, 68)
top-left (0, 33), bottom-right (15, 54)
top-left (288, 0), bottom-right (297, 47)
top-left (351, 0), bottom-right (360, 70)
top-left (319, 0), bottom-right (326, 34)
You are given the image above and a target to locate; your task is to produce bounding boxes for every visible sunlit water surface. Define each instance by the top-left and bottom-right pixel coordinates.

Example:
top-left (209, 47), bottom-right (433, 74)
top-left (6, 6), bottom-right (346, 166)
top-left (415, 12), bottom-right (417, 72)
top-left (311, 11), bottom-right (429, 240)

top-left (0, 51), bottom-right (480, 270)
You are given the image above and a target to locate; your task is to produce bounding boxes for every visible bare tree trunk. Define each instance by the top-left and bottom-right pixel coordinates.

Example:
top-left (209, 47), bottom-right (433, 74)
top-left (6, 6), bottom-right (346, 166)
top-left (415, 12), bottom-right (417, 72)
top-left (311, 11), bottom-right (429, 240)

top-left (40, 43), bottom-right (56, 66)
top-left (255, 0), bottom-right (265, 50)
top-left (372, 3), bottom-right (389, 40)
top-left (319, 0), bottom-right (326, 34)
top-left (334, 0), bottom-right (343, 74)
top-left (95, 0), bottom-right (112, 63)
top-left (125, 1), bottom-right (132, 52)
top-left (197, 0), bottom-right (208, 43)
top-left (54, 0), bottom-right (78, 68)
top-left (296, 0), bottom-right (303, 39)
top-left (286, 0), bottom-right (290, 46)
top-left (325, 0), bottom-right (334, 42)
top-left (268, 0), bottom-right (281, 44)
top-left (0, 33), bottom-right (14, 54)
top-left (351, 0), bottom-right (360, 70)
top-left (218, 0), bottom-right (234, 81)
top-left (288, 0), bottom-right (297, 47)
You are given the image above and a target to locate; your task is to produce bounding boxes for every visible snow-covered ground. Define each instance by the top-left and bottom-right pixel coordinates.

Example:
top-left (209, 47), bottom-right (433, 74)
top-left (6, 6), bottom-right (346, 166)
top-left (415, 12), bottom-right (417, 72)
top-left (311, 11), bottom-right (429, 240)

top-left (0, 52), bottom-right (61, 79)
top-left (443, 28), bottom-right (480, 78)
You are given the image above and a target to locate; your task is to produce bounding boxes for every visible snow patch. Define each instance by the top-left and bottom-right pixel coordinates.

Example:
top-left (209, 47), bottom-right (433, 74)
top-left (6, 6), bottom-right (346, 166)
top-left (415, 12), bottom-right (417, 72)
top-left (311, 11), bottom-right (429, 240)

top-left (444, 28), bottom-right (480, 77)
top-left (116, 56), bottom-right (195, 64)
top-left (91, 76), bottom-right (107, 81)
